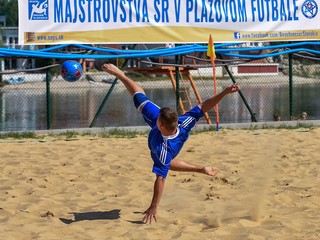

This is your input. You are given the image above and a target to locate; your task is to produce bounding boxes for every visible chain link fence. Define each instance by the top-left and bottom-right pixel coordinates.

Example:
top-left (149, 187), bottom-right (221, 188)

top-left (0, 43), bottom-right (320, 132)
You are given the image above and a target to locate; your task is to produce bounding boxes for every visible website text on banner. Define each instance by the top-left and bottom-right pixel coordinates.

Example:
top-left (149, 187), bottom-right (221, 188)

top-left (19, 0), bottom-right (319, 44)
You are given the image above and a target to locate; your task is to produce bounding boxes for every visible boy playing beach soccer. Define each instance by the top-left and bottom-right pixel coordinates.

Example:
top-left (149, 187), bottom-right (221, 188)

top-left (102, 64), bottom-right (240, 224)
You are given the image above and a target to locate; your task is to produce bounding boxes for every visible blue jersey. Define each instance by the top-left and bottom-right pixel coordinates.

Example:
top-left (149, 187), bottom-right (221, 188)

top-left (133, 93), bottom-right (204, 178)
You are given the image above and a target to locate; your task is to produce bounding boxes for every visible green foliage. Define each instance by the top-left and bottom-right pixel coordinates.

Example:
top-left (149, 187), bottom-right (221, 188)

top-left (0, 80), bottom-right (6, 87)
top-left (99, 129), bottom-right (141, 138)
top-left (0, 132), bottom-right (38, 139)
top-left (250, 123), bottom-right (316, 130)
top-left (117, 58), bottom-right (125, 67)
top-left (298, 65), bottom-right (311, 78)
top-left (0, 0), bottom-right (18, 26)
top-left (0, 126), bottom-right (318, 141)
top-left (190, 126), bottom-right (216, 135)
top-left (299, 58), bottom-right (314, 66)
top-left (57, 131), bottom-right (78, 139)
top-left (313, 69), bottom-right (320, 78)
top-left (50, 65), bottom-right (60, 76)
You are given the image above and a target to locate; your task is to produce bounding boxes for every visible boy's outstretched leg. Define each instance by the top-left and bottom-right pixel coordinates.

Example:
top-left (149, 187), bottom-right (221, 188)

top-left (102, 63), bottom-right (144, 96)
top-left (170, 159), bottom-right (218, 176)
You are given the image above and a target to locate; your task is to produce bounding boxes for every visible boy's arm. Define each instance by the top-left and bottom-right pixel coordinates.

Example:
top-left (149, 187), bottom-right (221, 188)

top-left (102, 63), bottom-right (145, 96)
top-left (142, 175), bottom-right (166, 224)
top-left (200, 84), bottom-right (240, 113)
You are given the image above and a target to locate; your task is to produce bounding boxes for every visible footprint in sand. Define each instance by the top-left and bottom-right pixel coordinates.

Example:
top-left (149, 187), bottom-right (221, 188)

top-left (239, 219), bottom-right (260, 227)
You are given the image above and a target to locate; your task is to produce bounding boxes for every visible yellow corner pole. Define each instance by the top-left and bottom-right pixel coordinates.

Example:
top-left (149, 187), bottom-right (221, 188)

top-left (207, 34), bottom-right (219, 131)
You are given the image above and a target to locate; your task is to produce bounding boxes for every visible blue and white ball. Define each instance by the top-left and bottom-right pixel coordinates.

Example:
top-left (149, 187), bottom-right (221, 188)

top-left (60, 60), bottom-right (83, 82)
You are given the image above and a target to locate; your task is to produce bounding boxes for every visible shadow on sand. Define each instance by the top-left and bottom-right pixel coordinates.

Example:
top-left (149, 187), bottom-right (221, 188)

top-left (59, 209), bottom-right (121, 224)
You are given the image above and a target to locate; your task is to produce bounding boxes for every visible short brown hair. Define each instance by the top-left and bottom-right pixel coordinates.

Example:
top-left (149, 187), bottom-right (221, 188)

top-left (158, 107), bottom-right (178, 131)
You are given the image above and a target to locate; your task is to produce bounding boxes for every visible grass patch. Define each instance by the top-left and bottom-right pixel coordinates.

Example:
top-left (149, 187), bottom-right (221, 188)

top-left (190, 126), bottom-right (216, 135)
top-left (99, 129), bottom-right (143, 138)
top-left (261, 123), bottom-right (316, 130)
top-left (0, 132), bottom-right (39, 139)
top-left (56, 131), bottom-right (78, 139)
top-left (239, 122), bottom-right (317, 130)
top-left (0, 124), bottom-right (317, 140)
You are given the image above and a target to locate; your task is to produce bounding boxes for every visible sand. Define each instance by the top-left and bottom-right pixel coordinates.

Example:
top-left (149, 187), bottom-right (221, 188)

top-left (0, 128), bottom-right (320, 240)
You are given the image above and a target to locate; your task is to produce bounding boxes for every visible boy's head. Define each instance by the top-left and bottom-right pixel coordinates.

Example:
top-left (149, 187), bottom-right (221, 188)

top-left (157, 107), bottom-right (178, 133)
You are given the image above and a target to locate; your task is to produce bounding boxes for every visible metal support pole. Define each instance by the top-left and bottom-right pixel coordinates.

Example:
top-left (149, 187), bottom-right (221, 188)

top-left (175, 53), bottom-right (182, 115)
top-left (89, 45), bottom-right (137, 128)
top-left (46, 69), bottom-right (51, 129)
top-left (217, 54), bottom-right (258, 122)
top-left (288, 52), bottom-right (293, 119)
top-left (89, 59), bottom-right (130, 128)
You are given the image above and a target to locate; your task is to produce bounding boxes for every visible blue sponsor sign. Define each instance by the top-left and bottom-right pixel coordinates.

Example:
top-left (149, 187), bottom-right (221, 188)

top-left (234, 32), bottom-right (241, 40)
top-left (28, 0), bottom-right (48, 20)
top-left (302, 0), bottom-right (318, 19)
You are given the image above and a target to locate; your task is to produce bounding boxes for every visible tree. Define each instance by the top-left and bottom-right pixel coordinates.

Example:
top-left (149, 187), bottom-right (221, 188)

top-left (0, 0), bottom-right (18, 26)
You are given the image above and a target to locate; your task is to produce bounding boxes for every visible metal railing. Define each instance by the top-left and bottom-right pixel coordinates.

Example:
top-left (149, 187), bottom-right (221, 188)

top-left (0, 45), bottom-right (319, 131)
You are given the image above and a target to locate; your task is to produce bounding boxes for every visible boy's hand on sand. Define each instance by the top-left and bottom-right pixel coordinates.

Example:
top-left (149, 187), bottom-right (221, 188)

top-left (142, 206), bottom-right (157, 224)
top-left (203, 167), bottom-right (218, 176)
